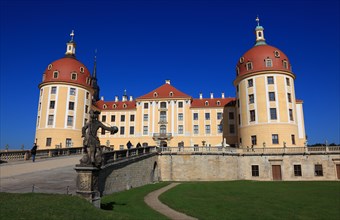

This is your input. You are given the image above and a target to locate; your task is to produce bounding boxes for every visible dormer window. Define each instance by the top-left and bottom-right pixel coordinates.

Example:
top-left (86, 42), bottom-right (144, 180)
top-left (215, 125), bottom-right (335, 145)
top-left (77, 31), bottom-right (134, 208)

top-left (239, 57), bottom-right (244, 63)
top-left (153, 92), bottom-right (158, 97)
top-left (53, 71), bottom-right (59, 78)
top-left (71, 73), bottom-right (77, 80)
top-left (169, 92), bottom-right (173, 97)
top-left (265, 58), bottom-right (272, 67)
top-left (48, 64), bottom-right (52, 70)
top-left (283, 60), bottom-right (288, 69)
top-left (113, 104), bottom-right (117, 109)
top-left (217, 101), bottom-right (221, 106)
top-left (205, 101), bottom-right (209, 106)
top-left (80, 67), bottom-right (85, 73)
top-left (123, 104), bottom-right (127, 108)
top-left (103, 104), bottom-right (107, 109)
top-left (236, 67), bottom-right (240, 76)
top-left (246, 62), bottom-right (253, 71)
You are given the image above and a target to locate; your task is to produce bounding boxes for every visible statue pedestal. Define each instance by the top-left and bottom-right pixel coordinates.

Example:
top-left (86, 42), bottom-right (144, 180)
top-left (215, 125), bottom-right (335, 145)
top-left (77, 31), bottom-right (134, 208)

top-left (75, 165), bottom-right (101, 208)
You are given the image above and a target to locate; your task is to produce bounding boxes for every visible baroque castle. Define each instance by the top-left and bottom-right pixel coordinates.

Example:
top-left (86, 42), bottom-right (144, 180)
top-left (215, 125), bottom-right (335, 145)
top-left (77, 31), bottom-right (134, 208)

top-left (34, 18), bottom-right (306, 150)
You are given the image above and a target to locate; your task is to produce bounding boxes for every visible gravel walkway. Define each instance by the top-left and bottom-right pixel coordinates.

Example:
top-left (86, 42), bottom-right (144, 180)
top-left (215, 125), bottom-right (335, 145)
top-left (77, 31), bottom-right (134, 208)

top-left (144, 183), bottom-right (198, 220)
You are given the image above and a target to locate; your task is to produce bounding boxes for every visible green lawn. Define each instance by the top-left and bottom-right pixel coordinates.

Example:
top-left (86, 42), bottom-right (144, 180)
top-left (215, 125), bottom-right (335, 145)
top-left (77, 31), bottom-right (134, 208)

top-left (1, 181), bottom-right (339, 220)
top-left (159, 181), bottom-right (340, 220)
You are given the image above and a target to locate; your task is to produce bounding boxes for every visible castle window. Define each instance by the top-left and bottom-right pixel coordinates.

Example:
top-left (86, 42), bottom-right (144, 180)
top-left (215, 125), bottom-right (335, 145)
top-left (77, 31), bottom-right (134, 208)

top-left (51, 87), bottom-right (57, 94)
top-left (274, 50), bottom-right (280, 58)
top-left (68, 101), bottom-right (74, 110)
top-left (66, 138), bottom-right (72, 147)
top-left (85, 105), bottom-right (88, 113)
top-left (130, 115), bottom-right (135, 122)
top-left (239, 57), bottom-right (244, 63)
top-left (193, 113), bottom-right (198, 120)
top-left (121, 115), bottom-right (125, 122)
top-left (143, 114), bottom-right (148, 122)
top-left (49, 101), bottom-right (55, 109)
top-left (194, 125), bottom-right (199, 134)
top-left (103, 104), bottom-right (107, 109)
top-left (178, 113), bottom-right (183, 121)
top-left (46, 138), bottom-right (52, 147)
top-left (252, 165), bottom-right (259, 177)
top-left (160, 102), bottom-right (167, 109)
top-left (251, 135), bottom-right (257, 145)
top-left (205, 125), bottom-right (211, 134)
top-left (218, 124), bottom-right (223, 133)
top-left (246, 62), bottom-right (253, 71)
top-left (270, 108), bottom-right (277, 120)
top-left (205, 101), bottom-right (209, 106)
top-left (205, 113), bottom-right (210, 120)
top-left (144, 103), bottom-right (149, 109)
top-left (314, 164), bottom-right (323, 176)
top-left (294, 165), bottom-right (302, 176)
top-left (217, 101), bottom-right (221, 106)
top-left (178, 102), bottom-right (183, 108)
top-left (272, 134), bottom-right (279, 144)
top-left (229, 112), bottom-right (234, 120)
top-left (123, 104), bottom-right (127, 108)
top-left (67, 116), bottom-right (73, 126)
top-left (80, 67), bottom-right (85, 73)
top-left (53, 71), bottom-right (59, 78)
top-left (269, 92), bottom-right (275, 101)
top-left (229, 124), bottom-right (235, 134)
top-left (71, 72), bottom-right (77, 80)
top-left (48, 64), bottom-right (52, 70)
top-left (217, 112), bottom-right (222, 120)
top-left (289, 109), bottom-right (294, 121)
top-left (129, 126), bottom-right (134, 135)
top-left (143, 126), bottom-right (148, 135)
top-left (250, 110), bottom-right (256, 122)
top-left (287, 93), bottom-right (292, 102)
top-left (265, 59), bottom-right (273, 67)
top-left (120, 126), bottom-right (125, 135)
top-left (112, 104), bottom-right (116, 109)
top-left (249, 94), bottom-right (254, 104)
top-left (160, 111), bottom-right (166, 122)
top-left (178, 125), bottom-right (183, 134)
top-left (111, 115), bottom-right (115, 122)
top-left (48, 115), bottom-right (54, 125)
top-left (169, 92), bottom-right (173, 97)
top-left (283, 60), bottom-right (288, 69)
top-left (153, 92), bottom-right (158, 97)
top-left (70, 88), bottom-right (76, 96)
top-left (248, 79), bottom-right (253, 87)
top-left (291, 134), bottom-right (296, 145)
top-left (286, 77), bottom-right (290, 86)
top-left (267, 76), bottom-right (274, 84)
top-left (102, 115), bottom-right (106, 122)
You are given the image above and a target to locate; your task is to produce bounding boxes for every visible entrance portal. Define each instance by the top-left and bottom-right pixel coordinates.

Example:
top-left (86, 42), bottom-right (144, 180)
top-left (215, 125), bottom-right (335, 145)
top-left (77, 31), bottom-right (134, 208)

top-left (272, 165), bottom-right (282, 181)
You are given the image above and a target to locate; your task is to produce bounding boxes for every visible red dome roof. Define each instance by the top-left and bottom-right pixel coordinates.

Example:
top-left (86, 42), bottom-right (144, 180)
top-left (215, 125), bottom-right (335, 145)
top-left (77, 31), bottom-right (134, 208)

top-left (236, 44), bottom-right (293, 77)
top-left (41, 57), bottom-right (92, 89)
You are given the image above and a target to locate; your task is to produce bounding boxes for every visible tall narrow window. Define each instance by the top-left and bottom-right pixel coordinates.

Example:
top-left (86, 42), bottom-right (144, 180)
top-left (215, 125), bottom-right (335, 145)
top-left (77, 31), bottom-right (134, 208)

top-left (194, 125), bottom-right (199, 134)
top-left (130, 115), bottom-right (135, 122)
top-left (229, 124), bottom-right (235, 134)
top-left (53, 71), bottom-right (58, 78)
top-left (265, 59), bottom-right (273, 67)
top-left (287, 93), bottom-right (292, 102)
top-left (144, 103), bottom-right (149, 109)
top-left (178, 113), bottom-right (183, 121)
top-left (286, 77), bottom-right (290, 86)
top-left (71, 73), bottom-right (77, 80)
top-left (249, 94), bottom-right (254, 104)
top-left (269, 92), bottom-right (276, 101)
top-left (48, 115), bottom-right (54, 125)
top-left (70, 88), bottom-right (76, 96)
top-left (250, 110), bottom-right (256, 122)
top-left (283, 60), bottom-right (288, 69)
top-left (143, 114), bottom-right (148, 122)
top-left (193, 113), bottom-right (198, 120)
top-left (205, 125), bottom-right (211, 134)
top-left (51, 86), bottom-right (57, 94)
top-left (267, 76), bottom-right (274, 84)
top-left (121, 115), bottom-right (125, 122)
top-left (251, 135), bottom-right (257, 145)
top-left (160, 111), bottom-right (166, 122)
top-left (120, 126), bottom-right (125, 135)
top-left (217, 112), bottom-right (222, 120)
top-left (178, 125), bottom-right (183, 134)
top-left (129, 126), bottom-right (134, 135)
top-left (252, 165), bottom-right (259, 177)
top-left (160, 102), bottom-right (167, 109)
top-left (102, 115), bottom-right (106, 122)
top-left (291, 134), bottom-right (296, 145)
top-left (46, 138), bottom-right (52, 147)
top-left (66, 138), bottom-right (72, 147)
top-left (289, 109), bottom-right (294, 121)
top-left (205, 113), bottom-right (210, 120)
top-left (49, 101), bottom-right (55, 109)
top-left (218, 124), bottom-right (223, 133)
top-left (68, 101), bottom-right (74, 110)
top-left (272, 134), bottom-right (279, 144)
top-left (270, 108), bottom-right (277, 120)
top-left (143, 126), bottom-right (148, 135)
top-left (246, 62), bottom-right (253, 70)
top-left (229, 112), bottom-right (234, 119)
top-left (248, 79), bottom-right (253, 87)
top-left (315, 165), bottom-right (323, 176)
top-left (178, 102), bottom-right (183, 108)
top-left (67, 116), bottom-right (73, 126)
top-left (111, 115), bottom-right (116, 122)
top-left (294, 165), bottom-right (302, 176)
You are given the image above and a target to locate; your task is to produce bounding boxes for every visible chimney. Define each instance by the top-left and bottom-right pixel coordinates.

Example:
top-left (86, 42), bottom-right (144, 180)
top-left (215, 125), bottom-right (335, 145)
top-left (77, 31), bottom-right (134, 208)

top-left (199, 92), bottom-right (203, 99)
top-left (115, 96), bottom-right (118, 102)
top-left (122, 95), bottom-right (127, 102)
top-left (165, 79), bottom-right (171, 84)
top-left (221, 92), bottom-right (225, 98)
top-left (210, 92), bottom-right (214, 99)
top-left (129, 96), bottom-right (133, 101)
top-left (100, 96), bottom-right (104, 101)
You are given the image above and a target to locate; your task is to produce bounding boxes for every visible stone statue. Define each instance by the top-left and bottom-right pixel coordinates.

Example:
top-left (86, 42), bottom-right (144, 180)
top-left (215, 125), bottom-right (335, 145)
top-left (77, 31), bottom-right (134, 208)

top-left (80, 110), bottom-right (118, 166)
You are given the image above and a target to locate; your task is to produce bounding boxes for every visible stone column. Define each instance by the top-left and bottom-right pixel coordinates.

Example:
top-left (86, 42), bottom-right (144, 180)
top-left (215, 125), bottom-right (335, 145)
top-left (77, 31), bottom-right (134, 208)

top-left (75, 165), bottom-right (101, 208)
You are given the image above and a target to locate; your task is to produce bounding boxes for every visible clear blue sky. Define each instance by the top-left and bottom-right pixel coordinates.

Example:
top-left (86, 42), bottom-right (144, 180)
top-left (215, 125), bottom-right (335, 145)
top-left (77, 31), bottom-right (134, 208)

top-left (1, 0), bottom-right (339, 149)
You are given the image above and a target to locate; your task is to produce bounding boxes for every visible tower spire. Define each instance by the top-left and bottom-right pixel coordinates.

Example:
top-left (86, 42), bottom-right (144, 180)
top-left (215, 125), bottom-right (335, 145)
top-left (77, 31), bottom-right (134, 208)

top-left (92, 49), bottom-right (100, 103)
top-left (65, 30), bottom-right (76, 57)
top-left (254, 16), bottom-right (266, 46)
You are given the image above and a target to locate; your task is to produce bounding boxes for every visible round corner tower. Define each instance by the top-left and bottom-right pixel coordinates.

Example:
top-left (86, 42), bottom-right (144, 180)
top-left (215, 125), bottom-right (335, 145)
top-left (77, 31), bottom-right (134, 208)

top-left (35, 31), bottom-right (94, 149)
top-left (234, 17), bottom-right (306, 148)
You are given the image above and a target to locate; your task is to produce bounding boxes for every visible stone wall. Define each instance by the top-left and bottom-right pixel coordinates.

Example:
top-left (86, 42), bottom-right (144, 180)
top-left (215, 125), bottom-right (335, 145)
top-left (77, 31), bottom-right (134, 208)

top-left (158, 153), bottom-right (340, 181)
top-left (99, 153), bottom-right (159, 195)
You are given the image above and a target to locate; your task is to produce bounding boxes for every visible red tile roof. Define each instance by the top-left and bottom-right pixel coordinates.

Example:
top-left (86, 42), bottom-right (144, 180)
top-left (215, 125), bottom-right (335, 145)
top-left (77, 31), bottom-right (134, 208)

top-left (137, 83), bottom-right (191, 100)
top-left (191, 97), bottom-right (235, 108)
top-left (96, 100), bottom-right (136, 110)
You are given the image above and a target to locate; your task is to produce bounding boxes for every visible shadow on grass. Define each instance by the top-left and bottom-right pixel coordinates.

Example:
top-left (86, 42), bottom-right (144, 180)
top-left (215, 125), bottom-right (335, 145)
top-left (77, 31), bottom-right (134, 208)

top-left (101, 201), bottom-right (126, 210)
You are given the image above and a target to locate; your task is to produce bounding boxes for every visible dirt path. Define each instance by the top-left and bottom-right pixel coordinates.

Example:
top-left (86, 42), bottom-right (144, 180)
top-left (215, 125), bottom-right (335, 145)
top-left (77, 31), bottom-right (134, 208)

top-left (144, 183), bottom-right (198, 220)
